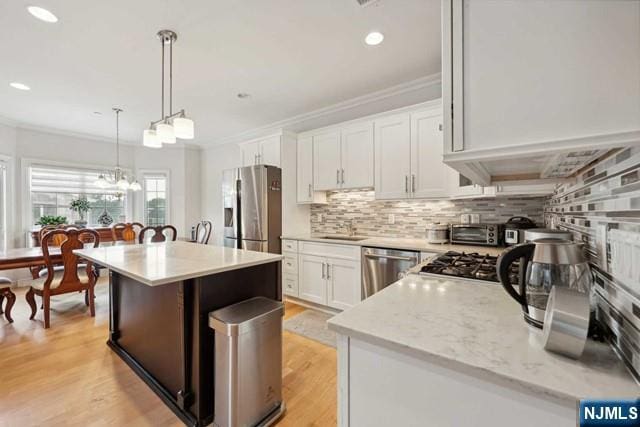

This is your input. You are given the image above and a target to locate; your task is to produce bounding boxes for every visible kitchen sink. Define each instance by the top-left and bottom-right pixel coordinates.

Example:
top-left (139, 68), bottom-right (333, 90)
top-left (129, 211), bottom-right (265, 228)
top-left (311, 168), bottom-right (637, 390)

top-left (317, 235), bottom-right (368, 242)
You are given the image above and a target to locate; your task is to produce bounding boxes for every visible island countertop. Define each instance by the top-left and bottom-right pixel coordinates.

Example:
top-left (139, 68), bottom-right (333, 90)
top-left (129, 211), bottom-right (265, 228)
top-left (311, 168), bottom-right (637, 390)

top-left (327, 274), bottom-right (639, 405)
top-left (75, 241), bottom-right (283, 286)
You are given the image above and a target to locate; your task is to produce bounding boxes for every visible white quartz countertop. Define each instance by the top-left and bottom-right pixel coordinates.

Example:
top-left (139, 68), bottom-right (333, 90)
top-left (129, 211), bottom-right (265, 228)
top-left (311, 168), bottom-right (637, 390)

top-left (281, 234), bottom-right (505, 256)
top-left (327, 274), bottom-right (639, 404)
top-left (75, 241), bottom-right (283, 286)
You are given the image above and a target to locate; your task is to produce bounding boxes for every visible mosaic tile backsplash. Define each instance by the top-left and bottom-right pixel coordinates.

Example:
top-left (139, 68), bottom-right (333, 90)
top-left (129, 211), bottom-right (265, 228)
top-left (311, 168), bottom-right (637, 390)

top-left (310, 191), bottom-right (545, 238)
top-left (544, 145), bottom-right (640, 376)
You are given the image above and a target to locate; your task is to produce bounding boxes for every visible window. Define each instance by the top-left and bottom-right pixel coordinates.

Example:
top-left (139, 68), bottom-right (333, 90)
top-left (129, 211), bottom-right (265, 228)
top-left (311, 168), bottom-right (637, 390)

top-left (143, 173), bottom-right (168, 226)
top-left (30, 165), bottom-right (127, 226)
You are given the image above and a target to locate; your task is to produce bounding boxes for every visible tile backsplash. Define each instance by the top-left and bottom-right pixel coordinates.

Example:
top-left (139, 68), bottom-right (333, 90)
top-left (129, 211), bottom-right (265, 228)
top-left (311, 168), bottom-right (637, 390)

top-left (311, 191), bottom-right (544, 238)
top-left (544, 145), bottom-right (640, 375)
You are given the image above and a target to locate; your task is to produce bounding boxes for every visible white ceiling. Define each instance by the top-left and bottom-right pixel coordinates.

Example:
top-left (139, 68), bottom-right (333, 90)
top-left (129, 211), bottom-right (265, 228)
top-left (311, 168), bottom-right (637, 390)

top-left (0, 0), bottom-right (441, 146)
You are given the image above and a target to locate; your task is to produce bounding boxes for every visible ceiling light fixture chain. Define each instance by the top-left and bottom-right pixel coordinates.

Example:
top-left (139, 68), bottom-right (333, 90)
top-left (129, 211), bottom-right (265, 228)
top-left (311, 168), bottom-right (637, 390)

top-left (143, 29), bottom-right (194, 148)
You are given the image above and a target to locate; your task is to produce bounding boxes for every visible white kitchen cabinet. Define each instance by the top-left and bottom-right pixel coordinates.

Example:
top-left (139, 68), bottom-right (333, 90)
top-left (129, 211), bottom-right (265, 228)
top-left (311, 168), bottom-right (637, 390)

top-left (298, 254), bottom-right (327, 305)
top-left (283, 273), bottom-right (299, 297)
top-left (375, 110), bottom-right (449, 200)
top-left (327, 258), bottom-right (361, 311)
top-left (442, 0), bottom-right (640, 185)
top-left (240, 135), bottom-right (281, 167)
top-left (374, 113), bottom-right (412, 200)
top-left (297, 136), bottom-right (327, 204)
top-left (448, 169), bottom-right (485, 198)
top-left (340, 122), bottom-right (374, 189)
top-left (313, 131), bottom-right (342, 191)
top-left (410, 110), bottom-right (448, 199)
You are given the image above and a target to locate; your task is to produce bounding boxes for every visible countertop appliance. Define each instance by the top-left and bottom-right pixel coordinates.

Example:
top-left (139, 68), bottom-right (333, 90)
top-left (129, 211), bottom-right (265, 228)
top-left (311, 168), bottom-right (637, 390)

top-left (362, 247), bottom-right (419, 298)
top-left (496, 239), bottom-right (592, 328)
top-left (524, 228), bottom-right (573, 242)
top-left (450, 223), bottom-right (503, 246)
top-left (419, 251), bottom-right (518, 284)
top-left (542, 287), bottom-right (590, 359)
top-left (504, 216), bottom-right (537, 246)
top-left (223, 165), bottom-right (282, 253)
top-left (425, 223), bottom-right (449, 244)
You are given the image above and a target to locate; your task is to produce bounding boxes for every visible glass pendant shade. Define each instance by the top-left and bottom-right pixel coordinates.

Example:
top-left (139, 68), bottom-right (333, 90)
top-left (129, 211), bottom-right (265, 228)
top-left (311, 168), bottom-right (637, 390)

top-left (173, 116), bottom-right (194, 139)
top-left (157, 122), bottom-right (176, 144)
top-left (117, 177), bottom-right (130, 190)
top-left (129, 181), bottom-right (142, 191)
top-left (143, 129), bottom-right (162, 148)
top-left (95, 174), bottom-right (109, 188)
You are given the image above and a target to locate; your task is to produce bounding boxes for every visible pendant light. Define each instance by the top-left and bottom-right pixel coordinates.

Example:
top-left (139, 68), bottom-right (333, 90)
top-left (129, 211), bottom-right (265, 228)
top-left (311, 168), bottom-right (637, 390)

top-left (95, 108), bottom-right (141, 192)
top-left (142, 29), bottom-right (195, 147)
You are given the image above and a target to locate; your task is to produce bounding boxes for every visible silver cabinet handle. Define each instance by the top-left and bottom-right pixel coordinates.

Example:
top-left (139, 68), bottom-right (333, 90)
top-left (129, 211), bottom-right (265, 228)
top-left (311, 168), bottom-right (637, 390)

top-left (321, 262), bottom-right (326, 279)
top-left (412, 174), bottom-right (416, 193)
top-left (337, 169), bottom-right (340, 185)
top-left (341, 169), bottom-right (345, 185)
top-left (308, 183), bottom-right (312, 197)
top-left (405, 175), bottom-right (409, 193)
top-left (326, 263), bottom-right (331, 279)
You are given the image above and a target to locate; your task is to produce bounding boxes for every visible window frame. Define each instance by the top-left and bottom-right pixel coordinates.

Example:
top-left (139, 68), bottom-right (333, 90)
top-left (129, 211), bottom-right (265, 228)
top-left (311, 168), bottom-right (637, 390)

top-left (22, 157), bottom-right (134, 230)
top-left (139, 169), bottom-right (171, 226)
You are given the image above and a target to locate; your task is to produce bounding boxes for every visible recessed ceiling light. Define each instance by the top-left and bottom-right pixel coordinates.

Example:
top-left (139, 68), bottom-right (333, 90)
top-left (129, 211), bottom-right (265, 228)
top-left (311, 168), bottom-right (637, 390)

top-left (9, 82), bottom-right (31, 91)
top-left (93, 111), bottom-right (102, 115)
top-left (27, 6), bottom-right (58, 23)
top-left (237, 93), bottom-right (251, 99)
top-left (365, 31), bottom-right (384, 46)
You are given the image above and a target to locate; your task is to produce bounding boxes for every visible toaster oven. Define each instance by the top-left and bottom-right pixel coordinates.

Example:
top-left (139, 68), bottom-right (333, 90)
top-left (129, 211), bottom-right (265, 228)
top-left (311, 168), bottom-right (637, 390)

top-left (450, 224), bottom-right (503, 246)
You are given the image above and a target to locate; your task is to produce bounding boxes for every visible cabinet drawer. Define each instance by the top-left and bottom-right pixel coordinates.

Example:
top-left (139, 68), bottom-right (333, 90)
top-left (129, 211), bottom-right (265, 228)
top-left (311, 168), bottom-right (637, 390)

top-left (299, 241), bottom-right (360, 260)
top-left (283, 273), bottom-right (299, 297)
top-left (283, 253), bottom-right (298, 275)
top-left (282, 239), bottom-right (298, 252)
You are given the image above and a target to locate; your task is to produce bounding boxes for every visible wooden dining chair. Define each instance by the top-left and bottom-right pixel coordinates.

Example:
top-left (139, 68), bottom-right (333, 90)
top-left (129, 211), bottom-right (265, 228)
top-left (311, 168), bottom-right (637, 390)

top-left (138, 225), bottom-right (178, 243)
top-left (0, 277), bottom-right (15, 323)
top-left (111, 222), bottom-right (144, 242)
top-left (30, 225), bottom-right (75, 279)
top-left (194, 221), bottom-right (213, 245)
top-left (26, 228), bottom-right (99, 329)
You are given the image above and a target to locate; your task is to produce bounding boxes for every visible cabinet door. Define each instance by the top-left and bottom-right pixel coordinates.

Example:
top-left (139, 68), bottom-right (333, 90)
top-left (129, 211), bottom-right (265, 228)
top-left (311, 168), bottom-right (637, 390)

top-left (298, 254), bottom-right (327, 305)
top-left (341, 122), bottom-right (374, 189)
top-left (313, 131), bottom-right (342, 191)
top-left (410, 111), bottom-right (448, 199)
top-left (297, 136), bottom-right (314, 203)
top-left (448, 169), bottom-right (484, 198)
top-left (241, 141), bottom-right (261, 166)
top-left (260, 135), bottom-right (281, 167)
top-left (327, 258), bottom-right (361, 311)
top-left (374, 114), bottom-right (411, 200)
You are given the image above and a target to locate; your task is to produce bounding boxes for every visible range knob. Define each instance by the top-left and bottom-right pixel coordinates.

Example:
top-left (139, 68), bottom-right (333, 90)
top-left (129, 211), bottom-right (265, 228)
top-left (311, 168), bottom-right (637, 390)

top-left (489, 233), bottom-right (494, 237)
top-left (489, 238), bottom-right (495, 243)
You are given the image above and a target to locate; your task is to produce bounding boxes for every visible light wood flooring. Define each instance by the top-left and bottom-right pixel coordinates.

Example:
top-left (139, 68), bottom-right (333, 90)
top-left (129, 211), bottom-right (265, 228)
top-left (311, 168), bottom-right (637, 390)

top-left (0, 280), bottom-right (336, 426)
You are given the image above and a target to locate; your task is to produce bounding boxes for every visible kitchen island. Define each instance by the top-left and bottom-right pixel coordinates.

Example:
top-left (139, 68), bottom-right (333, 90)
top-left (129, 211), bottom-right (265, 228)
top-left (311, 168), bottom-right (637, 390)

top-left (328, 275), bottom-right (639, 427)
top-left (75, 241), bottom-right (283, 427)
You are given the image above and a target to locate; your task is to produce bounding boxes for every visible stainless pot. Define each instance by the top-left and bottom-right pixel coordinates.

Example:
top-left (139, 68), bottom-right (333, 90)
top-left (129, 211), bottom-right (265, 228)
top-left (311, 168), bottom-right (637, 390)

top-left (425, 223), bottom-right (449, 244)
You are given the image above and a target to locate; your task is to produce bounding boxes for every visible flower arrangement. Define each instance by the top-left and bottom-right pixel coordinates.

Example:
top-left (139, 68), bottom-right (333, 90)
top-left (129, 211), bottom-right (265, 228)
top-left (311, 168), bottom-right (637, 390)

top-left (69, 196), bottom-right (91, 223)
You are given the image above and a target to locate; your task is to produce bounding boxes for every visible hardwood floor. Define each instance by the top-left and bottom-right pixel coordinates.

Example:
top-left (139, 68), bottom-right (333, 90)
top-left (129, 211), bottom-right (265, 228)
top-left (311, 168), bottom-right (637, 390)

top-left (0, 279), bottom-right (336, 426)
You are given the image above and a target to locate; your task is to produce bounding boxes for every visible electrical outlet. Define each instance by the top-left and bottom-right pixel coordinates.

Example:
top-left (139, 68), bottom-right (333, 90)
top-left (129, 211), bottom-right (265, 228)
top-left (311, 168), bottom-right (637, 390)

top-left (388, 214), bottom-right (395, 224)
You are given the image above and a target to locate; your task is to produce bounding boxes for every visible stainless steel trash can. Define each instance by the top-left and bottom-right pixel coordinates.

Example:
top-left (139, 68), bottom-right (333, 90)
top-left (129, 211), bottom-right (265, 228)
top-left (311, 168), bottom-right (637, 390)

top-left (209, 297), bottom-right (285, 427)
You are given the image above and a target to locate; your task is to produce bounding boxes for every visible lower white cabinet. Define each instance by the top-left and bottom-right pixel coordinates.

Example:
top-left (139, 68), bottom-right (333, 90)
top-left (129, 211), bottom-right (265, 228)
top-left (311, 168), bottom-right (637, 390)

top-left (326, 258), bottom-right (361, 310)
top-left (298, 254), bottom-right (327, 305)
top-left (283, 273), bottom-right (299, 297)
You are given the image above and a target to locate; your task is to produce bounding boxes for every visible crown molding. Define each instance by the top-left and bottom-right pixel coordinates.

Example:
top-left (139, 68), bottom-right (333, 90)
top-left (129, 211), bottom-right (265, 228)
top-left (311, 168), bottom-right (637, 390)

top-left (0, 115), bottom-right (201, 150)
top-left (205, 73), bottom-right (442, 147)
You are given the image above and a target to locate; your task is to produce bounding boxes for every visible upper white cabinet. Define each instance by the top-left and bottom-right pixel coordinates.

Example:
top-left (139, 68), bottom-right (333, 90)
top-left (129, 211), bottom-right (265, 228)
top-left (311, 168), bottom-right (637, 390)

top-left (313, 131), bottom-right (342, 191)
top-left (374, 114), bottom-right (412, 199)
top-left (313, 124), bottom-right (374, 191)
top-left (374, 108), bottom-right (449, 200)
top-left (341, 122), bottom-right (374, 189)
top-left (240, 134), bottom-right (281, 167)
top-left (442, 0), bottom-right (640, 185)
top-left (297, 136), bottom-right (327, 204)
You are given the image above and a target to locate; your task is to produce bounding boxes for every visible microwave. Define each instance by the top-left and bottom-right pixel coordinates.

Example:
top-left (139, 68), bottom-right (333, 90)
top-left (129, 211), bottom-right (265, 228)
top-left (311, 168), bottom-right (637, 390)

top-left (450, 224), bottom-right (503, 246)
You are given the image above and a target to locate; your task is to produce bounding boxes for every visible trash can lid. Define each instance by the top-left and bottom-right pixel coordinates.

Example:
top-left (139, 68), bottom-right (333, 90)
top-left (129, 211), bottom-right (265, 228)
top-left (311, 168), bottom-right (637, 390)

top-left (209, 297), bottom-right (284, 336)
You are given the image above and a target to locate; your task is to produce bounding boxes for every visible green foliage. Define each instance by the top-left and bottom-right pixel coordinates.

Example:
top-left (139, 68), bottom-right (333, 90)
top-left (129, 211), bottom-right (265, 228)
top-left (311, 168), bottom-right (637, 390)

top-left (35, 215), bottom-right (67, 226)
top-left (69, 196), bottom-right (91, 213)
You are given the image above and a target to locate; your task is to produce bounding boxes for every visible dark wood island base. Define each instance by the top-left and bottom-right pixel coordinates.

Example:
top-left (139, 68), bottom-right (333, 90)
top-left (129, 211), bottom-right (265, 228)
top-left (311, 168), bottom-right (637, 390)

top-left (107, 261), bottom-right (281, 426)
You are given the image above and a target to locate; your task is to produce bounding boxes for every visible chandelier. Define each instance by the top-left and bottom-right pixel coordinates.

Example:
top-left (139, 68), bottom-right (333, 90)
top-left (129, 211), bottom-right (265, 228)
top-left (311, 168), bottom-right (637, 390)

top-left (142, 29), bottom-right (194, 148)
top-left (95, 108), bottom-right (142, 192)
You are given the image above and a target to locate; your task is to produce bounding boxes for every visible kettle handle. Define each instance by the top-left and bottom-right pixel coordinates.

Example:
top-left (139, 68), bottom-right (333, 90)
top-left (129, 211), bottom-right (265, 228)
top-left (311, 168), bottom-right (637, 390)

top-left (506, 216), bottom-right (536, 225)
top-left (496, 243), bottom-right (535, 308)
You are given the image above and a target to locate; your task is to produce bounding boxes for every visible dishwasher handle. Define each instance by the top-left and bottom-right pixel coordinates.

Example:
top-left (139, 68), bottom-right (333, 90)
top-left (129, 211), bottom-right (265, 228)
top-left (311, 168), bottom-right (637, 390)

top-left (364, 253), bottom-right (417, 262)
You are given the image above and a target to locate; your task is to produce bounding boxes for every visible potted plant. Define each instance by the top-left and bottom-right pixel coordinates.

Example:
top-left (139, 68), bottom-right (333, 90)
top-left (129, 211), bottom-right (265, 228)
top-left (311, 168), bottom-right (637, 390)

top-left (35, 215), bottom-right (68, 226)
top-left (69, 196), bottom-right (91, 227)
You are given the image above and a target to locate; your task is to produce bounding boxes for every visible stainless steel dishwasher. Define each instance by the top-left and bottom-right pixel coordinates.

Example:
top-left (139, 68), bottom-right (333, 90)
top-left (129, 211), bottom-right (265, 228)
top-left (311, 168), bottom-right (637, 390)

top-left (362, 247), bottom-right (420, 299)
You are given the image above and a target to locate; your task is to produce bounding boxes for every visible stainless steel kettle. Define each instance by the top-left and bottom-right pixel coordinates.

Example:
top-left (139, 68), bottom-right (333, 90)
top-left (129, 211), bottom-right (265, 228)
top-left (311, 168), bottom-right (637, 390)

top-left (496, 239), bottom-right (592, 328)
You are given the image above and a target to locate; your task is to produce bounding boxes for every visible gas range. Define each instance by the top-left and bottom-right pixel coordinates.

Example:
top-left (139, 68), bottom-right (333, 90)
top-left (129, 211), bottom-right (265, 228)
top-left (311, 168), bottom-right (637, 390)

top-left (419, 251), bottom-right (519, 285)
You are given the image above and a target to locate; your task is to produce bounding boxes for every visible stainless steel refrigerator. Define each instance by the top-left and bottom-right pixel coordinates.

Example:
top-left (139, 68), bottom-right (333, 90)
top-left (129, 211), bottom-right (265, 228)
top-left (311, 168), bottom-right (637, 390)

top-left (223, 165), bottom-right (282, 253)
